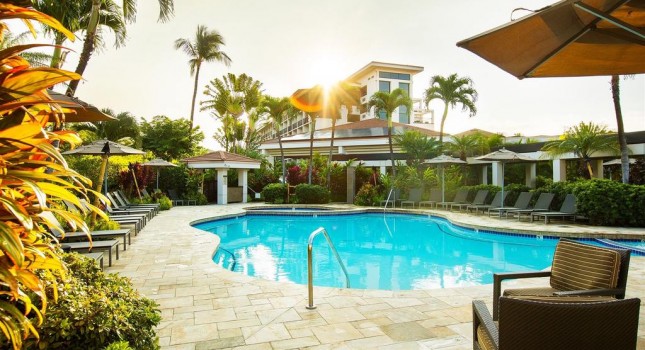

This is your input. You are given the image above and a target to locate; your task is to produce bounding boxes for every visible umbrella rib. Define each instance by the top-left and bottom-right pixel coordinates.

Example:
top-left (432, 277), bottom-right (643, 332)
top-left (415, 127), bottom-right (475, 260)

top-left (573, 2), bottom-right (645, 40)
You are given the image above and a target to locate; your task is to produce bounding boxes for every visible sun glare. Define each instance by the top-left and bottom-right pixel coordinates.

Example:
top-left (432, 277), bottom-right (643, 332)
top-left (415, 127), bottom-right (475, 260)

top-left (310, 56), bottom-right (344, 92)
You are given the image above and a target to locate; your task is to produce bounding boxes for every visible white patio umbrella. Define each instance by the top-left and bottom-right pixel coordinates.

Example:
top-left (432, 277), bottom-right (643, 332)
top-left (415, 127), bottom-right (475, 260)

top-left (476, 148), bottom-right (535, 204)
top-left (141, 158), bottom-right (177, 190)
top-left (425, 154), bottom-right (467, 203)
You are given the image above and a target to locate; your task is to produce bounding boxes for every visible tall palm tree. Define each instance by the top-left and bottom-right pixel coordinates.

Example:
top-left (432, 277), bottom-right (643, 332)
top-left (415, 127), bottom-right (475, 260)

top-left (446, 134), bottom-right (480, 161)
top-left (393, 130), bottom-right (441, 172)
top-left (33, 0), bottom-right (86, 68)
top-left (261, 96), bottom-right (296, 182)
top-left (611, 75), bottom-right (630, 184)
top-left (324, 82), bottom-right (360, 188)
top-left (542, 121), bottom-right (620, 178)
top-left (424, 73), bottom-right (478, 145)
top-left (367, 88), bottom-right (412, 178)
top-left (66, 0), bottom-right (175, 95)
top-left (174, 25), bottom-right (231, 130)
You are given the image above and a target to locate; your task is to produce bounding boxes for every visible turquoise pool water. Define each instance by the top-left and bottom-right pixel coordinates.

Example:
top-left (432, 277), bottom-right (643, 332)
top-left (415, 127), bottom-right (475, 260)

top-left (194, 213), bottom-right (558, 291)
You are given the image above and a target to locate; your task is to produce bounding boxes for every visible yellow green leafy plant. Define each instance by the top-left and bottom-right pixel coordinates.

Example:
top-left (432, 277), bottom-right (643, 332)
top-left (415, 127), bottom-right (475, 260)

top-left (0, 2), bottom-right (107, 349)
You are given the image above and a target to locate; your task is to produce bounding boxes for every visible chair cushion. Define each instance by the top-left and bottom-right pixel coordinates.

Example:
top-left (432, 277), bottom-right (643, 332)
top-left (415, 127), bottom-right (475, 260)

top-left (477, 324), bottom-right (497, 350)
top-left (550, 240), bottom-right (621, 291)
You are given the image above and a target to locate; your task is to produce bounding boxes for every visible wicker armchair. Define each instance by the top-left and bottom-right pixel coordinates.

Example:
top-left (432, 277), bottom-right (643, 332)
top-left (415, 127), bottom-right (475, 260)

top-left (473, 297), bottom-right (640, 350)
top-left (493, 239), bottom-right (631, 320)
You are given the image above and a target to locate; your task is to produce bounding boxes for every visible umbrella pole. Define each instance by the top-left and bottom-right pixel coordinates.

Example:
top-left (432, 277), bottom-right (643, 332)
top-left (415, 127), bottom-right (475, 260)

top-left (441, 165), bottom-right (445, 203)
top-left (156, 169), bottom-right (160, 191)
top-left (131, 168), bottom-right (141, 200)
top-left (92, 154), bottom-right (109, 227)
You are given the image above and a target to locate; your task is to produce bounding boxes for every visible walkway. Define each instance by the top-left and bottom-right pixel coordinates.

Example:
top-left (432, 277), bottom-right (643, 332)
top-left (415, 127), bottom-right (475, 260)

top-left (106, 204), bottom-right (645, 349)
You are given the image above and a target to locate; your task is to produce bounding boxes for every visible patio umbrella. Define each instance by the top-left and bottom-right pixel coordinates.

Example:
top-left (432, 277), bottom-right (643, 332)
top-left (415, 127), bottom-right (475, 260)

top-left (456, 0), bottom-right (645, 78)
top-left (64, 140), bottom-right (145, 195)
top-left (141, 158), bottom-right (177, 190)
top-left (424, 154), bottom-right (467, 203)
top-left (476, 148), bottom-right (535, 205)
top-left (47, 90), bottom-right (115, 122)
top-left (603, 158), bottom-right (636, 165)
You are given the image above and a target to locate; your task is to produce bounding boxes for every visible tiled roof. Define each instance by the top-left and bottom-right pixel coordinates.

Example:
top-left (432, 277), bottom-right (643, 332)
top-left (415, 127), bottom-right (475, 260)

top-left (182, 151), bottom-right (260, 163)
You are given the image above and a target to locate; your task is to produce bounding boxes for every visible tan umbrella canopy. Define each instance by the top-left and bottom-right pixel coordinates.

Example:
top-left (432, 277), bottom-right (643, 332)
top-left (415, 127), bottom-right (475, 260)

top-left (141, 158), bottom-right (177, 190)
top-left (476, 148), bottom-right (535, 203)
top-left (48, 90), bottom-right (115, 122)
top-left (456, 0), bottom-right (645, 78)
top-left (425, 154), bottom-right (467, 203)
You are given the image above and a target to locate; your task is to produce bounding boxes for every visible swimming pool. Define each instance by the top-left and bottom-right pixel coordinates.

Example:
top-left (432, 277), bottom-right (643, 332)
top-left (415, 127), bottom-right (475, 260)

top-left (194, 212), bottom-right (560, 291)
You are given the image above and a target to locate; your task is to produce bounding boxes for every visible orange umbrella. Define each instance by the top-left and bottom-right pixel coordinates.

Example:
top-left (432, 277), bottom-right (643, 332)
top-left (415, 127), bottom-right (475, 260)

top-left (457, 0), bottom-right (645, 78)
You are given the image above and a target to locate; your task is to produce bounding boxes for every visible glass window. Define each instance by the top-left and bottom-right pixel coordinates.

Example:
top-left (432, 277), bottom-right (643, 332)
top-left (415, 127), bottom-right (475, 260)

top-left (379, 80), bottom-right (390, 92)
top-left (399, 82), bottom-right (409, 94)
top-left (399, 106), bottom-right (409, 124)
top-left (379, 110), bottom-right (387, 120)
top-left (378, 72), bottom-right (411, 80)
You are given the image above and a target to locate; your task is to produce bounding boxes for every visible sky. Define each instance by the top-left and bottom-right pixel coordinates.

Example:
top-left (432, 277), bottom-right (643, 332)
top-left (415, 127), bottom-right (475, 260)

top-left (33, 0), bottom-right (645, 150)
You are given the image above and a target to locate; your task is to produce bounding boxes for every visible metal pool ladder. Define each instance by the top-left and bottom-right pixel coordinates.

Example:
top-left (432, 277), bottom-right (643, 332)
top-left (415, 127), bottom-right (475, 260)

top-left (307, 227), bottom-right (350, 309)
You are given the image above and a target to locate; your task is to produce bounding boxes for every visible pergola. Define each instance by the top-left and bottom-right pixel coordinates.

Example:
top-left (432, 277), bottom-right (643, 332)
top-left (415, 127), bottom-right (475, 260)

top-left (181, 151), bottom-right (261, 205)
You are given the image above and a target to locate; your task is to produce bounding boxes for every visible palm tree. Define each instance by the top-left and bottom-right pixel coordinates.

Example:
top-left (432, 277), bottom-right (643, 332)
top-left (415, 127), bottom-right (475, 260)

top-left (324, 82), bottom-right (360, 188)
top-left (542, 121), bottom-right (620, 178)
top-left (367, 88), bottom-right (412, 178)
top-left (174, 25), bottom-right (231, 130)
top-left (261, 96), bottom-right (296, 182)
top-left (393, 130), bottom-right (441, 172)
top-left (33, 0), bottom-right (86, 68)
top-left (424, 74), bottom-right (478, 145)
top-left (66, 0), bottom-right (175, 95)
top-left (446, 134), bottom-right (480, 161)
top-left (0, 28), bottom-right (52, 66)
top-left (611, 75), bottom-right (630, 184)
top-left (69, 109), bottom-right (142, 147)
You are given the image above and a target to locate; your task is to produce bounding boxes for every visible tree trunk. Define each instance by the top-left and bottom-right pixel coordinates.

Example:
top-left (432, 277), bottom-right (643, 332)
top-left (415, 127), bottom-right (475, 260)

top-left (278, 134), bottom-right (286, 183)
top-left (388, 114), bottom-right (396, 178)
top-left (66, 0), bottom-right (101, 97)
top-left (308, 115), bottom-right (315, 184)
top-left (439, 104), bottom-right (449, 146)
top-left (326, 115), bottom-right (337, 189)
top-left (611, 75), bottom-right (629, 183)
top-left (189, 64), bottom-right (201, 131)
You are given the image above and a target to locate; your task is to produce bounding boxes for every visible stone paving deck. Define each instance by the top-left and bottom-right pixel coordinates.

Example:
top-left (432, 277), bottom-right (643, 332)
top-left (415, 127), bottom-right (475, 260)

top-left (106, 203), bottom-right (645, 349)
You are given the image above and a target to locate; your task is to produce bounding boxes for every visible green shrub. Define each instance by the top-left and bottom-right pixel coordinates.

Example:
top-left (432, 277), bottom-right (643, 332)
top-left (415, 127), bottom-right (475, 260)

top-left (104, 341), bottom-right (133, 350)
top-left (185, 192), bottom-right (208, 205)
top-left (354, 183), bottom-right (380, 206)
top-left (462, 184), bottom-right (501, 202)
top-left (570, 179), bottom-right (645, 227)
top-left (30, 253), bottom-right (161, 350)
top-left (262, 183), bottom-right (287, 203)
top-left (93, 219), bottom-right (121, 231)
top-left (293, 184), bottom-right (330, 204)
top-left (158, 195), bottom-right (172, 210)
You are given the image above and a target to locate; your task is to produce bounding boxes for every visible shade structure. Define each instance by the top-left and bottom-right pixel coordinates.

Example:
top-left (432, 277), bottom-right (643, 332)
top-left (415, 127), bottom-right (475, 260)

top-left (603, 158), bottom-right (636, 165)
top-left (424, 154), bottom-right (467, 203)
top-left (63, 140), bottom-right (145, 194)
top-left (47, 90), bottom-right (115, 122)
top-left (141, 158), bottom-right (177, 190)
top-left (476, 148), bottom-right (535, 204)
top-left (456, 0), bottom-right (645, 78)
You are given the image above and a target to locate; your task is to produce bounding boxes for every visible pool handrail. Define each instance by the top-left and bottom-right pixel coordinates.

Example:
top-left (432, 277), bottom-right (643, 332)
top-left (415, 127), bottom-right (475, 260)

top-left (307, 227), bottom-right (350, 309)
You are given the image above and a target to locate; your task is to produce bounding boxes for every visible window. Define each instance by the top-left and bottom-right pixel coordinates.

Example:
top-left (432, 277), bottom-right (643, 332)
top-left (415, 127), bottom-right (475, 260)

top-left (379, 80), bottom-right (390, 92)
top-left (399, 106), bottom-right (409, 124)
top-left (379, 71), bottom-right (411, 80)
top-left (399, 82), bottom-right (409, 95)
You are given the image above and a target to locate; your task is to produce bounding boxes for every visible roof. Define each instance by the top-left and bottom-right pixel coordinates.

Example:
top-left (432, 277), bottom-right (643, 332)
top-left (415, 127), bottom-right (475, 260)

top-left (345, 61), bottom-right (424, 82)
top-left (182, 151), bottom-right (261, 164)
top-left (452, 128), bottom-right (498, 137)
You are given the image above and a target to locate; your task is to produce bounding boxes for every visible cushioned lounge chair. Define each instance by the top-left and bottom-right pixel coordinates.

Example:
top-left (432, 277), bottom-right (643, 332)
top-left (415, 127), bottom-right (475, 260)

top-left (492, 238), bottom-right (631, 320)
top-left (505, 192), bottom-right (554, 221)
top-left (436, 189), bottom-right (469, 210)
top-left (487, 192), bottom-right (532, 217)
top-left (531, 193), bottom-right (577, 224)
top-left (473, 296), bottom-right (640, 350)
top-left (167, 189), bottom-right (184, 206)
top-left (418, 188), bottom-right (441, 208)
top-left (60, 229), bottom-right (132, 251)
top-left (112, 191), bottom-right (159, 214)
top-left (400, 188), bottom-right (423, 208)
top-left (451, 190), bottom-right (488, 211)
top-left (467, 191), bottom-right (507, 214)
top-left (63, 240), bottom-right (119, 267)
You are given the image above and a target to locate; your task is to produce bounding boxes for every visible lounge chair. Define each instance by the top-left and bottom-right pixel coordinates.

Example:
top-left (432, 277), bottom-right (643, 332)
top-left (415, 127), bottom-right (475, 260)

top-left (492, 238), bottom-right (631, 320)
top-left (113, 190), bottom-right (160, 214)
top-left (167, 189), bottom-right (184, 206)
top-left (436, 189), bottom-right (469, 210)
top-left (473, 296), bottom-right (640, 350)
top-left (60, 229), bottom-right (132, 251)
top-left (531, 193), bottom-right (577, 224)
top-left (74, 199), bottom-right (145, 233)
top-left (62, 240), bottom-right (119, 267)
top-left (488, 192), bottom-right (533, 217)
top-left (106, 192), bottom-right (155, 220)
top-left (400, 188), bottom-right (423, 208)
top-left (379, 188), bottom-right (401, 208)
top-left (418, 188), bottom-right (441, 208)
top-left (467, 191), bottom-right (507, 214)
top-left (505, 192), bottom-right (555, 221)
top-left (81, 252), bottom-right (105, 270)
top-left (450, 190), bottom-right (488, 211)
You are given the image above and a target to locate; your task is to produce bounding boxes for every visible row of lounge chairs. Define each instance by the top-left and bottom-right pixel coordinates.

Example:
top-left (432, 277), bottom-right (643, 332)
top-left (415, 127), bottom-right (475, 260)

top-left (48, 190), bottom-right (160, 269)
top-left (393, 188), bottom-right (579, 224)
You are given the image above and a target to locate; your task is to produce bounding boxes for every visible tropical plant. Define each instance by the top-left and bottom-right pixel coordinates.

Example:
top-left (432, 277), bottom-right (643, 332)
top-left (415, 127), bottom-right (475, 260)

top-left (293, 184), bottom-right (330, 204)
top-left (175, 25), bottom-right (231, 130)
top-left (0, 4), bottom-right (105, 348)
top-left (140, 115), bottom-right (204, 160)
top-left (611, 75), bottom-right (630, 184)
top-left (66, 0), bottom-right (174, 94)
top-left (367, 88), bottom-right (412, 178)
top-left (69, 109), bottom-right (142, 147)
top-left (424, 73), bottom-right (478, 145)
top-left (542, 121), bottom-right (620, 178)
top-left (446, 134), bottom-right (480, 160)
top-left (261, 96), bottom-right (296, 182)
top-left (0, 27), bottom-right (51, 66)
top-left (394, 130), bottom-right (441, 171)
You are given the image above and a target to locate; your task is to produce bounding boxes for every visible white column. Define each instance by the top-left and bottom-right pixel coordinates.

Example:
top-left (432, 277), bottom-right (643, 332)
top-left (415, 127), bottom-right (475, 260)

top-left (217, 169), bottom-right (228, 205)
top-left (481, 165), bottom-right (489, 185)
top-left (379, 165), bottom-right (387, 175)
top-left (491, 162), bottom-right (503, 187)
top-left (238, 169), bottom-right (248, 203)
top-left (525, 163), bottom-right (537, 188)
top-left (553, 159), bottom-right (566, 182)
